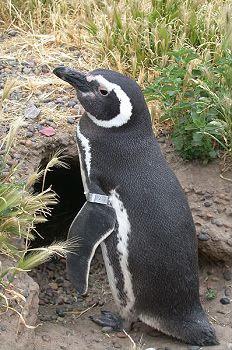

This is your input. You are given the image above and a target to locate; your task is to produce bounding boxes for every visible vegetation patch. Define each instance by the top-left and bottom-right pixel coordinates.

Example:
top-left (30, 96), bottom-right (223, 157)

top-left (145, 48), bottom-right (232, 162)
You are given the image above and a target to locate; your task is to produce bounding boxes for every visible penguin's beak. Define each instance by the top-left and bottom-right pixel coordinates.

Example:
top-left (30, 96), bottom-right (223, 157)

top-left (53, 66), bottom-right (90, 92)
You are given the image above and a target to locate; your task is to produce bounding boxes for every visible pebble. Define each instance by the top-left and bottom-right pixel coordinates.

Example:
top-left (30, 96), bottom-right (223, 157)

top-left (224, 287), bottom-right (231, 297)
top-left (204, 201), bottom-right (212, 207)
top-left (41, 64), bottom-right (50, 73)
top-left (188, 347), bottom-right (200, 350)
top-left (67, 100), bottom-right (77, 107)
top-left (227, 238), bottom-right (232, 247)
top-left (24, 103), bottom-right (41, 119)
top-left (198, 232), bottom-right (210, 241)
top-left (22, 67), bottom-right (31, 74)
top-left (26, 131), bottom-right (34, 138)
top-left (0, 325), bottom-right (7, 331)
top-left (220, 297), bottom-right (231, 305)
top-left (211, 218), bottom-right (224, 227)
top-left (55, 98), bottom-right (65, 104)
top-left (67, 117), bottom-right (75, 124)
top-left (102, 326), bottom-right (113, 333)
top-left (56, 307), bottom-right (66, 317)
top-left (223, 270), bottom-right (232, 281)
top-left (60, 346), bottom-right (67, 350)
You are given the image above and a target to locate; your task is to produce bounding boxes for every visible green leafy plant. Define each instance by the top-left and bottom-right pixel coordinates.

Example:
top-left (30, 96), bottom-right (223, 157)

top-left (205, 288), bottom-right (217, 301)
top-left (145, 48), bottom-right (232, 162)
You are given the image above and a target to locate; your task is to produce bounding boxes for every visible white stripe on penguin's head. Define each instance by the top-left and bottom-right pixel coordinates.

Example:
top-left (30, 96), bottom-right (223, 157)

top-left (86, 74), bottom-right (133, 128)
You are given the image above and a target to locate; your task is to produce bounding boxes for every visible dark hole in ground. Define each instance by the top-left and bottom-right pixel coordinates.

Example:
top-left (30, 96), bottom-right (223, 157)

top-left (32, 154), bottom-right (86, 248)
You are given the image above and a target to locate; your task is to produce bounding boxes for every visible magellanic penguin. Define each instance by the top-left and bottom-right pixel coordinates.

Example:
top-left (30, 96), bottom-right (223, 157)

top-left (53, 67), bottom-right (218, 346)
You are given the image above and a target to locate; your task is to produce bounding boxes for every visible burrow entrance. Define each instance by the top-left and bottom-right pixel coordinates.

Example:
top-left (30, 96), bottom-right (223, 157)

top-left (29, 151), bottom-right (108, 321)
top-left (32, 153), bottom-right (86, 247)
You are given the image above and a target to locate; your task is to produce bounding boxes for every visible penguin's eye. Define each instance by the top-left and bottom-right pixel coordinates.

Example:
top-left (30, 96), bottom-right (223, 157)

top-left (99, 88), bottom-right (109, 96)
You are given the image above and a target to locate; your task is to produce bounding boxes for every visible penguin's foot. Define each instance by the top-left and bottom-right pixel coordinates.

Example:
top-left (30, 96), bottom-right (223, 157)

top-left (90, 310), bottom-right (123, 331)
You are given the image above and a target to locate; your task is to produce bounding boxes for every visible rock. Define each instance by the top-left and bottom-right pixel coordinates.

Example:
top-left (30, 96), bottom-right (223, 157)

top-left (224, 287), bottom-right (231, 297)
top-left (223, 270), bottom-right (232, 281)
top-left (211, 218), bottom-right (224, 227)
top-left (24, 103), bottom-right (41, 119)
top-left (39, 126), bottom-right (56, 137)
top-left (188, 347), bottom-right (201, 350)
top-left (67, 116), bottom-right (75, 124)
top-left (220, 297), bottom-right (231, 305)
top-left (102, 326), bottom-right (113, 333)
top-left (0, 257), bottom-right (39, 349)
top-left (56, 307), bottom-right (66, 317)
top-left (204, 201), bottom-right (212, 207)
top-left (55, 98), bottom-right (65, 104)
top-left (26, 131), bottom-right (33, 138)
top-left (198, 232), bottom-right (210, 241)
top-left (41, 64), bottom-right (50, 73)
top-left (67, 100), bottom-right (77, 107)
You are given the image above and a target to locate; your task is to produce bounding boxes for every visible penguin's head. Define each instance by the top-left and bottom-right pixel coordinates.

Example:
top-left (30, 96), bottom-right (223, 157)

top-left (53, 67), bottom-right (148, 128)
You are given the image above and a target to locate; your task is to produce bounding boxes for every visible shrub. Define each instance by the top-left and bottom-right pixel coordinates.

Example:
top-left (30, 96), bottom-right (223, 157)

top-left (145, 48), bottom-right (232, 162)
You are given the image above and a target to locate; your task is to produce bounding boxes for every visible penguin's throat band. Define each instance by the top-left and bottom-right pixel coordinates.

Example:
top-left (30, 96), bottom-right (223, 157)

top-left (86, 192), bottom-right (112, 207)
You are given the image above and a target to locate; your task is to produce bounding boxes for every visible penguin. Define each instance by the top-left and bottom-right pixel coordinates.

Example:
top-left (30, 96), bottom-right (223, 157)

top-left (53, 66), bottom-right (218, 346)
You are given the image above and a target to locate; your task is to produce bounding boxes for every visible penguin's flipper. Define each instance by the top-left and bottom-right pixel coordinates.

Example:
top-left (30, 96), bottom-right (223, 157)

top-left (67, 202), bottom-right (116, 295)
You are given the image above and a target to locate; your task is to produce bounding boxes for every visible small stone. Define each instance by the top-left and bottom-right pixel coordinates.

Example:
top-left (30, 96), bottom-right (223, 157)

top-left (26, 131), bottom-right (33, 138)
top-left (7, 29), bottom-right (18, 37)
top-left (67, 117), bottom-right (75, 124)
top-left (70, 108), bottom-right (78, 115)
top-left (55, 97), bottom-right (65, 104)
top-left (227, 238), bottom-right (232, 247)
top-left (67, 100), bottom-right (77, 107)
top-left (39, 126), bottom-right (56, 137)
top-left (211, 218), bottom-right (224, 227)
top-left (113, 342), bottom-right (121, 349)
top-left (102, 326), bottom-right (113, 333)
top-left (198, 232), bottom-right (210, 241)
top-left (41, 64), bottom-right (50, 73)
top-left (49, 282), bottom-right (58, 290)
top-left (223, 270), bottom-right (232, 281)
top-left (225, 287), bottom-right (231, 297)
top-left (22, 67), bottom-right (31, 74)
top-left (220, 297), bottom-right (231, 305)
top-left (0, 325), bottom-right (7, 331)
top-left (60, 346), bottom-right (67, 350)
top-left (188, 347), bottom-right (201, 350)
top-left (204, 201), bottom-right (212, 207)
top-left (56, 307), bottom-right (66, 317)
top-left (24, 103), bottom-right (41, 119)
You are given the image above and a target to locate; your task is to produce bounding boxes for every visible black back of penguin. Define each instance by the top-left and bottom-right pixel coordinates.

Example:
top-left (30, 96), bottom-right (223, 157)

top-left (53, 67), bottom-right (218, 346)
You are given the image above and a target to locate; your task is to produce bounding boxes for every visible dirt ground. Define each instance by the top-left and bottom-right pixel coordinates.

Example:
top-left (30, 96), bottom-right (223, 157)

top-left (0, 30), bottom-right (232, 350)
